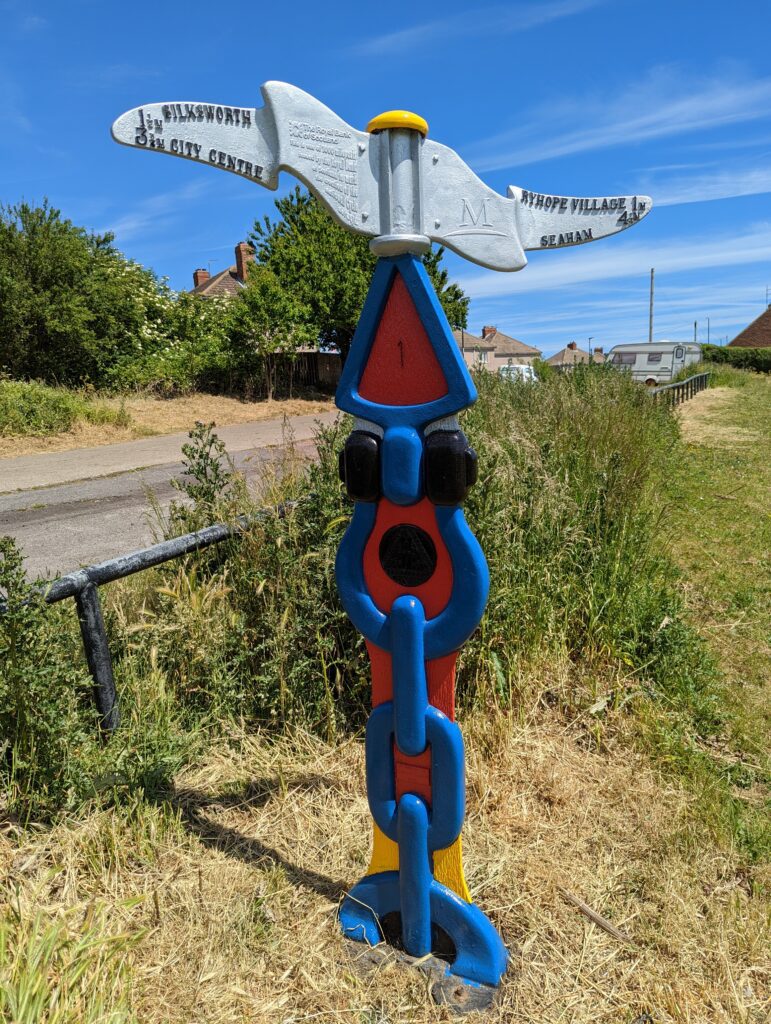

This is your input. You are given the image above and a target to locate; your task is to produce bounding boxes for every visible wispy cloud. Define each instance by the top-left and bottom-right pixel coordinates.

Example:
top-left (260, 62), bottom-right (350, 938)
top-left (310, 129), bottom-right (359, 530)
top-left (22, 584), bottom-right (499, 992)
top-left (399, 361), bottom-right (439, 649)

top-left (458, 220), bottom-right (771, 298)
top-left (101, 180), bottom-right (209, 243)
top-left (468, 65), bottom-right (771, 171)
top-left (69, 64), bottom-right (162, 89)
top-left (351, 0), bottom-right (602, 57)
top-left (646, 162), bottom-right (771, 207)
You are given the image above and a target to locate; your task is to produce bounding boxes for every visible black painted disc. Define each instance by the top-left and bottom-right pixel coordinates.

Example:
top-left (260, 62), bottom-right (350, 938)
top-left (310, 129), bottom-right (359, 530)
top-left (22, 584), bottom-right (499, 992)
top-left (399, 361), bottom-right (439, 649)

top-left (378, 524), bottom-right (437, 587)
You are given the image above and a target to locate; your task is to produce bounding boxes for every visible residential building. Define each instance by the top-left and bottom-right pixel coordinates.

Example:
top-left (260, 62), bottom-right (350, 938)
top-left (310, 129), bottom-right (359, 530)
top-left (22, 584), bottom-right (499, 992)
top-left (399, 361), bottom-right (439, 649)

top-left (452, 325), bottom-right (541, 370)
top-left (190, 241), bottom-right (254, 297)
top-left (728, 306), bottom-right (771, 348)
top-left (546, 341), bottom-right (604, 368)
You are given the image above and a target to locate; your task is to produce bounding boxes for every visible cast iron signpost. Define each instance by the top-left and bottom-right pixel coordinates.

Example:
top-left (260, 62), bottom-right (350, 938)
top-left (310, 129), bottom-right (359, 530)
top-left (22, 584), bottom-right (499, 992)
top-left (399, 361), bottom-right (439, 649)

top-left (113, 82), bottom-right (652, 996)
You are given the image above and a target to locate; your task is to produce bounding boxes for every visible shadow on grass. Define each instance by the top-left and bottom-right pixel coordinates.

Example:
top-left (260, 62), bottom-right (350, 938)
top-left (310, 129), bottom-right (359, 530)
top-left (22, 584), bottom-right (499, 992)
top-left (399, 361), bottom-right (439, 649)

top-left (170, 773), bottom-right (350, 902)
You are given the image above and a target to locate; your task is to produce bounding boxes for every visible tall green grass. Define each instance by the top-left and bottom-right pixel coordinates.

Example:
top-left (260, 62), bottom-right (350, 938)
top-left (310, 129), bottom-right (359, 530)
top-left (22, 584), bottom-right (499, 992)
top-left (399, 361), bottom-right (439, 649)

top-left (0, 379), bottom-right (130, 437)
top-left (1, 367), bottom-right (765, 859)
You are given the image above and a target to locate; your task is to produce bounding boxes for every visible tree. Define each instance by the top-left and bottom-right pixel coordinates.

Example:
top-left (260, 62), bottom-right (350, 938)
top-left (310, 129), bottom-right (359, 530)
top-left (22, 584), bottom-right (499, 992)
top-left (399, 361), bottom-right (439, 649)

top-left (0, 200), bottom-right (170, 386)
top-left (250, 188), bottom-right (469, 364)
top-left (226, 264), bottom-right (313, 399)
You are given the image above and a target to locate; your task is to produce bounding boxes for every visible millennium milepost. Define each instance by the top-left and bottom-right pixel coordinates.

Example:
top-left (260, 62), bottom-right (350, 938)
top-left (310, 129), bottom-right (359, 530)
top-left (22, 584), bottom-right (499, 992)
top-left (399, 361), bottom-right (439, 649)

top-left (113, 81), bottom-right (652, 1002)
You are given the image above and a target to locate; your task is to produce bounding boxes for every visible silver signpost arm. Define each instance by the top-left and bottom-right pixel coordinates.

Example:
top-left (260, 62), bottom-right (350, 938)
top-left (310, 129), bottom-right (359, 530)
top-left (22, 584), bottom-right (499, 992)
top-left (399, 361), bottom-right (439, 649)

top-left (112, 81), bottom-right (651, 272)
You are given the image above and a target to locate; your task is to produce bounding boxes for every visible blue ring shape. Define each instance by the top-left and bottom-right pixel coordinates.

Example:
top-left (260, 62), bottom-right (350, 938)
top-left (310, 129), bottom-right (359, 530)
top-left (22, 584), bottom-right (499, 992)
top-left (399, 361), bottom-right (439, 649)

top-left (335, 503), bottom-right (489, 660)
top-left (335, 255), bottom-right (477, 430)
top-left (365, 703), bottom-right (465, 852)
top-left (339, 871), bottom-right (509, 988)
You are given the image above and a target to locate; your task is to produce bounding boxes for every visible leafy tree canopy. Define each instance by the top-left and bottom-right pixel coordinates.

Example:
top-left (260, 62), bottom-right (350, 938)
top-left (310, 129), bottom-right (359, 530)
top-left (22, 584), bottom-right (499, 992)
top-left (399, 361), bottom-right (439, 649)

top-left (250, 187), bottom-right (469, 362)
top-left (0, 200), bottom-right (169, 386)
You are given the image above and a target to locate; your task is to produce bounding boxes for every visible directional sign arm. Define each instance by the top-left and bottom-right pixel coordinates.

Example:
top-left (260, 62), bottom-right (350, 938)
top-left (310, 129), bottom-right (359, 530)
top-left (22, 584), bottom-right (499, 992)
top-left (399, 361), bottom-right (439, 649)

top-left (509, 185), bottom-right (652, 252)
top-left (112, 80), bottom-right (652, 273)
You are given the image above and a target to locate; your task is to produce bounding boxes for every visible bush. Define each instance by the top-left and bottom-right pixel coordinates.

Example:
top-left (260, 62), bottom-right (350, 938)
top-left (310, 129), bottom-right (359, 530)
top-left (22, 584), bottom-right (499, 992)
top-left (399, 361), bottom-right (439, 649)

top-left (0, 379), bottom-right (130, 437)
top-left (701, 344), bottom-right (771, 373)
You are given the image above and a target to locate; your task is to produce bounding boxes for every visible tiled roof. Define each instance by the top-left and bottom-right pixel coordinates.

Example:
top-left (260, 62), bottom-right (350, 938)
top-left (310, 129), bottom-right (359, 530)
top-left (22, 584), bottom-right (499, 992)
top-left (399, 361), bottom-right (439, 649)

top-left (546, 345), bottom-right (592, 366)
top-left (479, 329), bottom-right (541, 357)
top-left (728, 306), bottom-right (771, 348)
top-left (190, 265), bottom-right (245, 298)
top-left (452, 329), bottom-right (494, 351)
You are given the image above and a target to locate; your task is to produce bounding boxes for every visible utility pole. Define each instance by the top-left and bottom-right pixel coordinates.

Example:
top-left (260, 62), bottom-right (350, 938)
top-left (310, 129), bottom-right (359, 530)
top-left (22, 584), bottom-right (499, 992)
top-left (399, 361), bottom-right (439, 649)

top-left (648, 268), bottom-right (654, 344)
top-left (694, 320), bottom-right (697, 344)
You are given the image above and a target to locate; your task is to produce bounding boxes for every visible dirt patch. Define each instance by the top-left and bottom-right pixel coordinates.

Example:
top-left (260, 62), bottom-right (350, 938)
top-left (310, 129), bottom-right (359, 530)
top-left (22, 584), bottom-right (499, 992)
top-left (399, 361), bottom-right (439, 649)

top-left (2, 714), bottom-right (766, 1022)
top-left (678, 387), bottom-right (759, 447)
top-left (0, 395), bottom-right (333, 459)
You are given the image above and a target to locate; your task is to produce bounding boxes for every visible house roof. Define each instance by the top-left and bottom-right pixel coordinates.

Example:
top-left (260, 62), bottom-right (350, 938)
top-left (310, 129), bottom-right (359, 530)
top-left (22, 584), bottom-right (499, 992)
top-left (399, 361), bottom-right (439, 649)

top-left (546, 345), bottom-right (592, 366)
top-left (452, 329), bottom-right (494, 351)
top-left (728, 306), bottom-right (771, 348)
top-left (479, 329), bottom-right (541, 357)
top-left (190, 265), bottom-right (245, 298)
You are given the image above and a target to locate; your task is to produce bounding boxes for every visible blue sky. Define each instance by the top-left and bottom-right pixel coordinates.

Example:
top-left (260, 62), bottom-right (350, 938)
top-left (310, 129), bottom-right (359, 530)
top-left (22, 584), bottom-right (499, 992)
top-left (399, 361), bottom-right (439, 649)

top-left (2, 0), bottom-right (771, 357)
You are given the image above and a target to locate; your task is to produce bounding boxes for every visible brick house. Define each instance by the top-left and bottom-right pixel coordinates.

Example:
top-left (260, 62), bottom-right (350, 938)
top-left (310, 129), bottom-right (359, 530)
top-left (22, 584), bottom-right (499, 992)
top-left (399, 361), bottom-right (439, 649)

top-left (546, 341), bottom-right (604, 368)
top-left (190, 241), bottom-right (254, 296)
top-left (728, 306), bottom-right (771, 348)
top-left (452, 325), bottom-right (541, 370)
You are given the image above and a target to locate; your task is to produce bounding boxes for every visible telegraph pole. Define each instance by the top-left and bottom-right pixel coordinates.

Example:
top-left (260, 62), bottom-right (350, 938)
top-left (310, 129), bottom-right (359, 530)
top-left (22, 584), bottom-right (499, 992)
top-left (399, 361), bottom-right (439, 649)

top-left (648, 268), bottom-right (654, 344)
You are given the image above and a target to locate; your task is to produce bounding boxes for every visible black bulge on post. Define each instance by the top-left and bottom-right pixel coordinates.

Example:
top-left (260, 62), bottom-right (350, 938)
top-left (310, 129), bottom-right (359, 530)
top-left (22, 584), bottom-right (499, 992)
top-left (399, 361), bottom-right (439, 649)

top-left (339, 431), bottom-right (381, 502)
top-left (424, 430), bottom-right (478, 505)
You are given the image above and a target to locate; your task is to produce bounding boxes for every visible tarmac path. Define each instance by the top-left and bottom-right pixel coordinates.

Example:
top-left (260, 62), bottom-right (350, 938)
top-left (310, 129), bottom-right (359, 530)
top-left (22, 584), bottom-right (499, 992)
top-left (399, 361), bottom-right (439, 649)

top-left (0, 411), bottom-right (339, 580)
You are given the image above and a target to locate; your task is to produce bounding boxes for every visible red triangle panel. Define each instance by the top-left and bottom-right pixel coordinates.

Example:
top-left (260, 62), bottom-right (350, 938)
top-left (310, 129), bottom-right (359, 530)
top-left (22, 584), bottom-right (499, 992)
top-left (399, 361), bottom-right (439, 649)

top-left (357, 273), bottom-right (448, 406)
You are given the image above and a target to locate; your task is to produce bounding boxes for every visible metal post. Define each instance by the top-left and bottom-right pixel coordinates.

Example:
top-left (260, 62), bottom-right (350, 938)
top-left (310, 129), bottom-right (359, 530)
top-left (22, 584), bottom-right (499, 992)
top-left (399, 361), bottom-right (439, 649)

top-left (648, 268), bottom-right (654, 344)
top-left (74, 582), bottom-right (120, 733)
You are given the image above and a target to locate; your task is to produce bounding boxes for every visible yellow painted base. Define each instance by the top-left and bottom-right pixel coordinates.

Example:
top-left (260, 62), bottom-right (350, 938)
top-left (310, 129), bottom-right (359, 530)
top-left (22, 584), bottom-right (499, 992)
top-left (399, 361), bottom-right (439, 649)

top-left (367, 823), bottom-right (471, 903)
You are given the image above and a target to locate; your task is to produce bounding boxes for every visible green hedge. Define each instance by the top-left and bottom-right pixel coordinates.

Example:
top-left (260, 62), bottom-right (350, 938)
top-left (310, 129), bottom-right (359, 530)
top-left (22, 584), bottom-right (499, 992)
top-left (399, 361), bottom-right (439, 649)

top-left (702, 344), bottom-right (771, 373)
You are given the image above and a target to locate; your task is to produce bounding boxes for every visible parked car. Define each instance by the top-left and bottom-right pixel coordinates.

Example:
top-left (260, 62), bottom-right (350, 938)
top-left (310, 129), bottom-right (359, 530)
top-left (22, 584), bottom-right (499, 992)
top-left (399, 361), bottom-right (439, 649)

top-left (606, 341), bottom-right (702, 385)
top-left (498, 363), bottom-right (537, 383)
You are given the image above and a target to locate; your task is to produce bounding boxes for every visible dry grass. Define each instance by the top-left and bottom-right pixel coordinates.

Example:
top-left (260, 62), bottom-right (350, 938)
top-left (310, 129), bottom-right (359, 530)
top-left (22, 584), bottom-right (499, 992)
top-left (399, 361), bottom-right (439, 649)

top-left (0, 395), bottom-right (332, 459)
top-left (678, 388), bottom-right (759, 447)
top-left (2, 702), bottom-right (768, 1022)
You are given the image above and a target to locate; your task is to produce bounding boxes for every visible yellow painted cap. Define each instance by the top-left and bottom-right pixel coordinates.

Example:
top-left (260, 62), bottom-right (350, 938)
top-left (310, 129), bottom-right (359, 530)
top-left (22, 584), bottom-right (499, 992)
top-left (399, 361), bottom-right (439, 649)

top-left (366, 110), bottom-right (428, 136)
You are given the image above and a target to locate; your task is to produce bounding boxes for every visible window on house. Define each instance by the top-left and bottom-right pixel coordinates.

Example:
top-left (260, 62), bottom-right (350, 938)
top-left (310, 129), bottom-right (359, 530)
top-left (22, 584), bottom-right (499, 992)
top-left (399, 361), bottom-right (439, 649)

top-left (479, 350), bottom-right (488, 365)
top-left (647, 353), bottom-right (662, 363)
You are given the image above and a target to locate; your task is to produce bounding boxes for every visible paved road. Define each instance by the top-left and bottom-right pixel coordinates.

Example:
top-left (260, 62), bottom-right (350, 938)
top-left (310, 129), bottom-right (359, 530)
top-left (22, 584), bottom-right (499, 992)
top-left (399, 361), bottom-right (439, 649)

top-left (0, 412), bottom-right (338, 580)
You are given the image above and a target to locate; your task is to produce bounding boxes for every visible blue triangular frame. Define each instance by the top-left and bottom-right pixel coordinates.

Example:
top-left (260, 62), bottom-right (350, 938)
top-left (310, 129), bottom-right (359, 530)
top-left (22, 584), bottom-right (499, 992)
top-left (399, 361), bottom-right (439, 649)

top-left (336, 254), bottom-right (477, 427)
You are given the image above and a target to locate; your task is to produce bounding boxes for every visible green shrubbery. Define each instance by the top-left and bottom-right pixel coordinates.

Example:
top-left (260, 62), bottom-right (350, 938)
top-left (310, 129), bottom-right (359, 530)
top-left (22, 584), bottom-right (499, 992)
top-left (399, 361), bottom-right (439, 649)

top-left (0, 379), bottom-right (130, 436)
top-left (702, 343), bottom-right (771, 373)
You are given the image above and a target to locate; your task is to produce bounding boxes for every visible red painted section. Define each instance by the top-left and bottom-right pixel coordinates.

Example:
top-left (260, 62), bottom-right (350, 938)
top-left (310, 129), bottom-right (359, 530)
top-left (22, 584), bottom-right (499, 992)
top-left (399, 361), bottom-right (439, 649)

top-left (395, 744), bottom-right (432, 805)
top-left (368, 643), bottom-right (457, 720)
top-left (358, 273), bottom-right (448, 406)
top-left (363, 499), bottom-right (453, 619)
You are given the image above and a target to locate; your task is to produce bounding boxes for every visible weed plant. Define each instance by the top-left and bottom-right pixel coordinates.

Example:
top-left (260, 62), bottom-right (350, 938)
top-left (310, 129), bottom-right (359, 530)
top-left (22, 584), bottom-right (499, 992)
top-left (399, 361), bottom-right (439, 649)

top-left (0, 378), bottom-right (130, 437)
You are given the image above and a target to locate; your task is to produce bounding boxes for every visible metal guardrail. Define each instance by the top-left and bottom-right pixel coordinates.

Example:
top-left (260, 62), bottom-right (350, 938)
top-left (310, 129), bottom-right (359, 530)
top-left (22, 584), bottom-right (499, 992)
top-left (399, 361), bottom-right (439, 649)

top-left (650, 371), bottom-right (710, 404)
top-left (0, 501), bottom-right (297, 735)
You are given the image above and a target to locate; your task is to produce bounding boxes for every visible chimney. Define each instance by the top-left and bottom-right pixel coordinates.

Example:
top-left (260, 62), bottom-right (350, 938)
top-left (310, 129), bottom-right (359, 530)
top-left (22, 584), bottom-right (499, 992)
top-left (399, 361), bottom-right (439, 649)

top-left (481, 325), bottom-right (497, 338)
top-left (593, 346), bottom-right (603, 358)
top-left (567, 341), bottom-right (577, 350)
top-left (193, 268), bottom-right (210, 288)
top-left (235, 241), bottom-right (254, 282)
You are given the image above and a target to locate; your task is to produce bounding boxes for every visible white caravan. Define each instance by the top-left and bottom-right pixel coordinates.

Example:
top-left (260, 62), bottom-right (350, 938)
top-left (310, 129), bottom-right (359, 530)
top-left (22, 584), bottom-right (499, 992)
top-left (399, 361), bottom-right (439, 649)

top-left (606, 341), bottom-right (702, 385)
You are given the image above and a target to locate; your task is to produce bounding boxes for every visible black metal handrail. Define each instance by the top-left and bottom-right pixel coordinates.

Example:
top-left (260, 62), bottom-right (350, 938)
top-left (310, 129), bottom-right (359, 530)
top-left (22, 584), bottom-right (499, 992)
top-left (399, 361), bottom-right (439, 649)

top-left (651, 371), bottom-right (710, 404)
top-left (0, 500), bottom-right (298, 734)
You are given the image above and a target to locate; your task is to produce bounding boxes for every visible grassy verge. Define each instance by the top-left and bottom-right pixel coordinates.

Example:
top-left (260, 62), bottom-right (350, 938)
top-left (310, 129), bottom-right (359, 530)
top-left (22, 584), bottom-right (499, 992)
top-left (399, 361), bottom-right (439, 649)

top-left (1, 366), bottom-right (768, 1021)
top-left (0, 379), bottom-right (131, 437)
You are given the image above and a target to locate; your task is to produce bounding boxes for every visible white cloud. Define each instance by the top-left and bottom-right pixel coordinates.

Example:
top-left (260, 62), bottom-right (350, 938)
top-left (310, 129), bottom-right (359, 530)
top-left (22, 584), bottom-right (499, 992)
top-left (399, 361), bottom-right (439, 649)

top-left (468, 66), bottom-right (771, 171)
top-left (102, 180), bottom-right (209, 242)
top-left (351, 0), bottom-right (602, 57)
top-left (647, 163), bottom-right (771, 207)
top-left (458, 221), bottom-right (771, 299)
